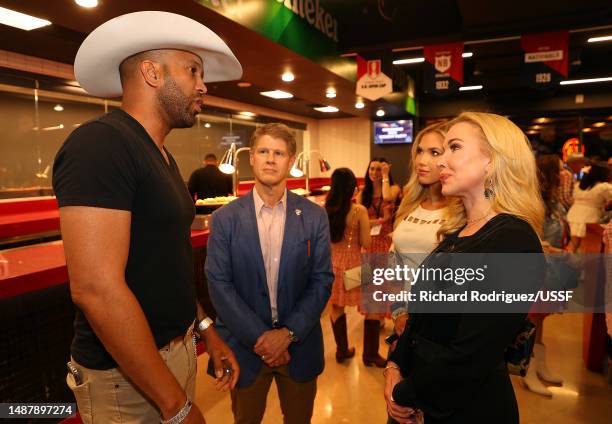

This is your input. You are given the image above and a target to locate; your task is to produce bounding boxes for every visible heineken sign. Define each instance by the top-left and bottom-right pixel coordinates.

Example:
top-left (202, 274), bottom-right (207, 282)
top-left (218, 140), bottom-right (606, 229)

top-left (195, 0), bottom-right (348, 77)
top-left (279, 0), bottom-right (339, 42)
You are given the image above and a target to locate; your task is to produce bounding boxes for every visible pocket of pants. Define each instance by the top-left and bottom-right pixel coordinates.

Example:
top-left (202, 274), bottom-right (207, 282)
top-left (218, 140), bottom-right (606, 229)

top-left (66, 370), bottom-right (92, 424)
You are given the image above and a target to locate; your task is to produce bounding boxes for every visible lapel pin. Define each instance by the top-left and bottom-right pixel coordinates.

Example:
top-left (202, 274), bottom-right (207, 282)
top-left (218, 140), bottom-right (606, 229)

top-left (295, 209), bottom-right (302, 216)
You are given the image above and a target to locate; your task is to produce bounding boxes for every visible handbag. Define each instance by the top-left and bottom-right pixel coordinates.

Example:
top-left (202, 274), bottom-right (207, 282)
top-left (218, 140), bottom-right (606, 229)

top-left (505, 319), bottom-right (536, 376)
top-left (343, 207), bottom-right (362, 291)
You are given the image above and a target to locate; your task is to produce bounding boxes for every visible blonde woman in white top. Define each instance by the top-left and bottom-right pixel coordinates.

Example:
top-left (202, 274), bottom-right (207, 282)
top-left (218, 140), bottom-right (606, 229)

top-left (390, 122), bottom-right (449, 338)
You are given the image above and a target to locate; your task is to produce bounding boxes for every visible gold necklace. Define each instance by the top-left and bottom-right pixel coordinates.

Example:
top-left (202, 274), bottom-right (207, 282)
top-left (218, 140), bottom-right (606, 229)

top-left (466, 209), bottom-right (492, 225)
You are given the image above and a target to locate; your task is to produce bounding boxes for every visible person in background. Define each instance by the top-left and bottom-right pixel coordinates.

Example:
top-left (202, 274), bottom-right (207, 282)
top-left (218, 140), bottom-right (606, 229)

top-left (521, 154), bottom-right (568, 397)
top-left (205, 123), bottom-right (333, 424)
top-left (188, 153), bottom-right (233, 201)
top-left (558, 155), bottom-right (575, 212)
top-left (358, 157), bottom-right (398, 367)
top-left (53, 12), bottom-right (241, 423)
top-left (326, 168), bottom-right (372, 364)
top-left (566, 163), bottom-right (612, 252)
top-left (384, 112), bottom-right (544, 424)
top-left (389, 122), bottom-right (449, 345)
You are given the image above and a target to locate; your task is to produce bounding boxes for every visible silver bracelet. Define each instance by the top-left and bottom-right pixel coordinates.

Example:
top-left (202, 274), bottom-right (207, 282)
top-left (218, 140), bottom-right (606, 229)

top-left (160, 398), bottom-right (192, 424)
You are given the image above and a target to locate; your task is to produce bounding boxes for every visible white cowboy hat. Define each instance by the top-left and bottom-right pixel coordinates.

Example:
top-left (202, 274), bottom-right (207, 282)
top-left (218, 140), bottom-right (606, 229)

top-left (74, 11), bottom-right (242, 97)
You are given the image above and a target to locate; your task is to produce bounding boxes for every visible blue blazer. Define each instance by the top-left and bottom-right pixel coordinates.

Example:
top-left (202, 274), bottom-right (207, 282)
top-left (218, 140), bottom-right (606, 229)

top-left (204, 189), bottom-right (333, 387)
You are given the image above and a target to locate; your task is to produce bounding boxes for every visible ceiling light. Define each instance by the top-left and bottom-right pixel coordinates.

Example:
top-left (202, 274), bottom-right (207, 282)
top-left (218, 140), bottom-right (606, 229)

top-left (75, 0), bottom-right (99, 8)
top-left (325, 88), bottom-right (336, 99)
top-left (376, 109), bottom-right (385, 117)
top-left (53, 104), bottom-right (64, 112)
top-left (314, 106), bottom-right (339, 113)
top-left (260, 90), bottom-right (293, 99)
top-left (459, 85), bottom-right (483, 91)
top-left (393, 52), bottom-right (472, 65)
top-left (237, 81), bottom-right (252, 88)
top-left (393, 57), bottom-right (425, 65)
top-left (560, 76), bottom-right (612, 85)
top-left (530, 125), bottom-right (543, 130)
top-left (239, 111), bottom-right (255, 117)
top-left (587, 35), bottom-right (612, 43)
top-left (533, 117), bottom-right (552, 124)
top-left (355, 101), bottom-right (365, 109)
top-left (0, 6), bottom-right (51, 30)
top-left (526, 130), bottom-right (539, 135)
top-left (281, 72), bottom-right (295, 82)
top-left (593, 122), bottom-right (606, 127)
top-left (582, 128), bottom-right (592, 132)
top-left (204, 123), bottom-right (211, 128)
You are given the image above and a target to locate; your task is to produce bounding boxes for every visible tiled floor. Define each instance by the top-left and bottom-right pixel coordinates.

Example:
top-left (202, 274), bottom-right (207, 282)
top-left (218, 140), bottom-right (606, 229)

top-left (195, 310), bottom-right (612, 423)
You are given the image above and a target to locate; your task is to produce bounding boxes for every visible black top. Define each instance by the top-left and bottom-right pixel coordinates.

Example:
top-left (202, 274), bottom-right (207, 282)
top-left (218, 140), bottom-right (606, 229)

top-left (389, 214), bottom-right (543, 424)
top-left (187, 164), bottom-right (233, 201)
top-left (53, 109), bottom-right (197, 370)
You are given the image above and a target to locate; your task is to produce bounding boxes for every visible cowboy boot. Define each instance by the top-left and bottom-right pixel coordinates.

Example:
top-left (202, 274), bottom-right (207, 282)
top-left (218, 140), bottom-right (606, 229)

top-left (534, 343), bottom-right (563, 385)
top-left (331, 314), bottom-right (355, 363)
top-left (363, 319), bottom-right (387, 368)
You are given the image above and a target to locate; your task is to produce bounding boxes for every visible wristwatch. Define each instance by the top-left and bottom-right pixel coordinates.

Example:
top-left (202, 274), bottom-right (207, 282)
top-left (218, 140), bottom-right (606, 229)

top-left (196, 317), bottom-right (214, 333)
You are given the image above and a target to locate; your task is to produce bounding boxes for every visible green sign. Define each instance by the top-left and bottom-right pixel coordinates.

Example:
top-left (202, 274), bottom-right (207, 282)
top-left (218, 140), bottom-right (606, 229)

top-left (195, 0), bottom-right (355, 81)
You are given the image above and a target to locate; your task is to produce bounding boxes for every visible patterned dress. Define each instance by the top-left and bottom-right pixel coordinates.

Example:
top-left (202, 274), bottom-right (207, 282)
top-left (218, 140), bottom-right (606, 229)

top-left (330, 209), bottom-right (361, 307)
top-left (365, 195), bottom-right (394, 254)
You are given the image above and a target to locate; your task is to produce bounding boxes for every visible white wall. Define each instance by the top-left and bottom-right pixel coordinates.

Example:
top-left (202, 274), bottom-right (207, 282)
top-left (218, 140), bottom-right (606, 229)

top-left (311, 117), bottom-right (371, 179)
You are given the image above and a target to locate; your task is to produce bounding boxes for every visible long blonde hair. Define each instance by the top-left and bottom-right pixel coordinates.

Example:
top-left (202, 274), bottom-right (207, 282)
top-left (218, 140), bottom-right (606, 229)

top-left (438, 112), bottom-right (544, 238)
top-left (394, 122), bottom-right (448, 229)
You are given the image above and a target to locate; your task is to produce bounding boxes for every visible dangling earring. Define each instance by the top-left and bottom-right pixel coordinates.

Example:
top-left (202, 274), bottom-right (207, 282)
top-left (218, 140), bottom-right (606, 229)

top-left (484, 177), bottom-right (494, 199)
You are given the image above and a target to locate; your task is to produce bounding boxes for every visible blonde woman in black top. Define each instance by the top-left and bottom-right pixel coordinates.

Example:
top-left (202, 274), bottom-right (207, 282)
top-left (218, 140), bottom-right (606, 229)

top-left (384, 112), bottom-right (544, 424)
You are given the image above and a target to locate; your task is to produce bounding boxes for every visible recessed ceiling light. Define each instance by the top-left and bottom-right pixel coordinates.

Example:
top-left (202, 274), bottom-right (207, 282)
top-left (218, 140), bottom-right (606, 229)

top-left (462, 52), bottom-right (474, 58)
top-left (560, 76), bottom-right (612, 85)
top-left (593, 122), bottom-right (606, 127)
top-left (53, 104), bottom-right (64, 112)
top-left (530, 125), bottom-right (543, 130)
top-left (204, 123), bottom-right (211, 128)
top-left (376, 109), bottom-right (385, 117)
top-left (533, 117), bottom-right (552, 124)
top-left (526, 130), bottom-right (539, 135)
top-left (260, 90), bottom-right (294, 99)
top-left (459, 85), bottom-right (483, 91)
top-left (326, 88), bottom-right (336, 99)
top-left (314, 106), bottom-right (339, 113)
top-left (355, 101), bottom-right (365, 109)
top-left (0, 6), bottom-right (51, 30)
top-left (281, 72), bottom-right (295, 82)
top-left (237, 81), bottom-right (252, 88)
top-left (240, 111), bottom-right (255, 117)
top-left (587, 35), bottom-right (612, 43)
top-left (582, 128), bottom-right (592, 132)
top-left (75, 0), bottom-right (99, 8)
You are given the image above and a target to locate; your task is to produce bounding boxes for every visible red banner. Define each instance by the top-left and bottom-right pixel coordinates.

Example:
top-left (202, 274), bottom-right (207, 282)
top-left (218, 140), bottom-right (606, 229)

top-left (521, 31), bottom-right (568, 89)
top-left (423, 42), bottom-right (464, 95)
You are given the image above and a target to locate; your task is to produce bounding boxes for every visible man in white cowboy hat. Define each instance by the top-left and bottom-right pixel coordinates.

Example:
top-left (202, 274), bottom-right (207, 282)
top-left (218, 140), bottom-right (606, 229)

top-left (53, 11), bottom-right (242, 424)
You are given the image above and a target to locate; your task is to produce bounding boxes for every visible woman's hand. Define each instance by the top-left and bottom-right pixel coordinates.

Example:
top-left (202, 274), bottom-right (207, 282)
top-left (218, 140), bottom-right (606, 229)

top-left (384, 364), bottom-right (415, 423)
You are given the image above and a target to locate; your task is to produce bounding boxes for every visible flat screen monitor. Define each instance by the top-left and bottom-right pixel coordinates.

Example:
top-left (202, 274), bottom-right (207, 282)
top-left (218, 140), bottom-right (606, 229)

top-left (373, 120), bottom-right (413, 144)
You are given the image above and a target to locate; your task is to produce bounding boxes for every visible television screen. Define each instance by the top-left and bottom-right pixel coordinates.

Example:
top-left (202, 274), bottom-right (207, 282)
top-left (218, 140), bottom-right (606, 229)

top-left (373, 120), bottom-right (413, 144)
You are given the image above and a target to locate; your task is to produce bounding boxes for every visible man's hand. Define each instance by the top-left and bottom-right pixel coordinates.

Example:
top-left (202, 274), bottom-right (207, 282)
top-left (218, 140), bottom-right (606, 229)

top-left (265, 350), bottom-right (291, 368)
top-left (253, 329), bottom-right (291, 363)
top-left (384, 364), bottom-right (415, 424)
top-left (201, 328), bottom-right (239, 391)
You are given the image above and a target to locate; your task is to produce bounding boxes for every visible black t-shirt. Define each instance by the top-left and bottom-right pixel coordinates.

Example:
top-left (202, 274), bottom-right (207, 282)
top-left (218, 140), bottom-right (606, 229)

top-left (187, 164), bottom-right (233, 200)
top-left (53, 109), bottom-right (197, 370)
